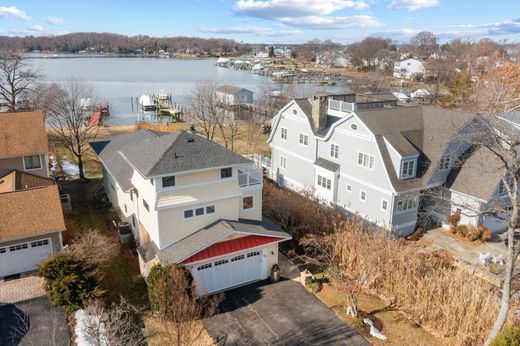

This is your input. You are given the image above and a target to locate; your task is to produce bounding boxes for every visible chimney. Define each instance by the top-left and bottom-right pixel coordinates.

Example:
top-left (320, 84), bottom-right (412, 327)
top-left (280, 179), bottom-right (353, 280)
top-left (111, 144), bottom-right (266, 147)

top-left (311, 94), bottom-right (329, 131)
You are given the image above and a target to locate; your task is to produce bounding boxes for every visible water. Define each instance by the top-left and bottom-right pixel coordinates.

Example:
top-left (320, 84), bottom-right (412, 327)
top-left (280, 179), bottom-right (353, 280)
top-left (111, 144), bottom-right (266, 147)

top-left (29, 56), bottom-right (345, 125)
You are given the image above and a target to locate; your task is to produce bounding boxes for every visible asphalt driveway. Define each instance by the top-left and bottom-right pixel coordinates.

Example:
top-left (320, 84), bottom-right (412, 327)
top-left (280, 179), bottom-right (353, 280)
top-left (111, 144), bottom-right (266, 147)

top-left (204, 279), bottom-right (368, 346)
top-left (0, 297), bottom-right (69, 346)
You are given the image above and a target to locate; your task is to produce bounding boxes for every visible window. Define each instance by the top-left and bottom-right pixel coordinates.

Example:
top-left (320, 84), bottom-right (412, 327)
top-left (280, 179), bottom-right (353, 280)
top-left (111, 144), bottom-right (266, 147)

top-left (243, 196), bottom-right (254, 210)
top-left (439, 154), bottom-right (450, 170)
top-left (134, 189), bottom-right (139, 198)
top-left (351, 124), bottom-right (358, 130)
top-left (231, 254), bottom-right (245, 262)
top-left (498, 181), bottom-right (508, 196)
top-left (184, 209), bottom-right (194, 218)
top-left (317, 175), bottom-right (332, 190)
top-left (162, 176), bottom-right (176, 187)
top-left (206, 206), bottom-right (215, 214)
top-left (247, 251), bottom-right (260, 257)
top-left (381, 199), bottom-right (388, 211)
top-left (299, 133), bottom-right (308, 146)
top-left (132, 215), bottom-right (136, 227)
top-left (330, 144), bottom-right (339, 159)
top-left (280, 156), bottom-right (287, 169)
top-left (346, 184), bottom-right (352, 192)
top-left (402, 160), bottom-right (415, 179)
top-left (281, 127), bottom-right (287, 140)
top-left (396, 197), bottom-right (417, 213)
top-left (150, 179), bottom-right (154, 185)
top-left (221, 167), bottom-right (232, 179)
top-left (130, 191), bottom-right (133, 201)
top-left (195, 207), bottom-right (205, 216)
top-left (9, 243), bottom-right (28, 252)
top-left (215, 259), bottom-right (229, 266)
top-left (0, 248), bottom-right (6, 254)
top-left (197, 263), bottom-right (212, 271)
top-left (124, 204), bottom-right (127, 213)
top-left (358, 152), bottom-right (374, 169)
top-left (143, 200), bottom-right (149, 212)
top-left (292, 109), bottom-right (297, 115)
top-left (23, 155), bottom-right (41, 170)
top-left (360, 190), bottom-right (367, 202)
top-left (31, 239), bottom-right (49, 247)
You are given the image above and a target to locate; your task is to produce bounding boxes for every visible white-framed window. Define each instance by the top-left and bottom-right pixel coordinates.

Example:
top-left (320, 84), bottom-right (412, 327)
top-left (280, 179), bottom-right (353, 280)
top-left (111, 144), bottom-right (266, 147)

top-left (281, 127), bottom-right (287, 140)
top-left (330, 144), bottom-right (339, 159)
top-left (396, 197), bottom-right (417, 213)
top-left (247, 251), bottom-right (260, 257)
top-left (9, 243), bottom-right (28, 252)
top-left (231, 254), bottom-right (245, 262)
top-left (184, 205), bottom-right (216, 219)
top-left (381, 199), bottom-right (389, 212)
top-left (299, 133), bottom-right (308, 146)
top-left (358, 152), bottom-right (374, 169)
top-left (197, 263), bottom-right (212, 271)
top-left (360, 190), bottom-right (367, 202)
top-left (317, 175), bottom-right (331, 190)
top-left (242, 196), bottom-right (254, 210)
top-left (439, 154), bottom-right (450, 170)
top-left (143, 200), bottom-right (150, 212)
top-left (346, 184), bottom-right (352, 192)
top-left (215, 259), bottom-right (229, 266)
top-left (31, 239), bottom-right (49, 247)
top-left (162, 176), bottom-right (176, 187)
top-left (23, 155), bottom-right (41, 170)
top-left (280, 156), bottom-right (287, 169)
top-left (401, 160), bottom-right (415, 179)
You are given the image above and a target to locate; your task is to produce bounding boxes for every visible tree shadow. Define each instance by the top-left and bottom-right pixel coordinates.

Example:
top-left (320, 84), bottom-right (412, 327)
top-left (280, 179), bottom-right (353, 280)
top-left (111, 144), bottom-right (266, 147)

top-left (0, 303), bottom-right (30, 346)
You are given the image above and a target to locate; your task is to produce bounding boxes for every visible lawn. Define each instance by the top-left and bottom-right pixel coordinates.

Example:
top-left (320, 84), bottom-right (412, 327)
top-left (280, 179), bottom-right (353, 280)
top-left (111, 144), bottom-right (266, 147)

top-left (315, 284), bottom-right (441, 346)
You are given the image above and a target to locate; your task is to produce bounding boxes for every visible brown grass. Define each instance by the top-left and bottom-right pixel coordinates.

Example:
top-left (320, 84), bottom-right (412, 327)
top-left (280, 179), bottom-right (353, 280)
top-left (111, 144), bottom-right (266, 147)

top-left (263, 181), bottom-right (517, 345)
top-left (142, 313), bottom-right (215, 346)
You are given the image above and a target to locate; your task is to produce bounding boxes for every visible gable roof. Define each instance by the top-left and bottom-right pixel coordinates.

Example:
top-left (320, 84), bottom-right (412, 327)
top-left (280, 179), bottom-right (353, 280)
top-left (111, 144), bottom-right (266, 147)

top-left (446, 146), bottom-right (504, 201)
top-left (0, 170), bottom-right (65, 241)
top-left (146, 218), bottom-right (291, 264)
top-left (216, 85), bottom-right (252, 95)
top-left (0, 110), bottom-right (48, 159)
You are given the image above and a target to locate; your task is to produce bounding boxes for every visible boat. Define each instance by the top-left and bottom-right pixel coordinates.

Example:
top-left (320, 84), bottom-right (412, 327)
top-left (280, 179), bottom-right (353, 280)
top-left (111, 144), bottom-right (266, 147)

top-left (139, 94), bottom-right (156, 112)
top-left (216, 57), bottom-right (230, 67)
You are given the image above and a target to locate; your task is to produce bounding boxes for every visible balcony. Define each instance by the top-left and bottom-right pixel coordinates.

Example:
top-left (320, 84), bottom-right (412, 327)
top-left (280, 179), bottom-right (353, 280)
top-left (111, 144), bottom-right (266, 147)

top-left (328, 98), bottom-right (356, 112)
top-left (238, 165), bottom-right (262, 187)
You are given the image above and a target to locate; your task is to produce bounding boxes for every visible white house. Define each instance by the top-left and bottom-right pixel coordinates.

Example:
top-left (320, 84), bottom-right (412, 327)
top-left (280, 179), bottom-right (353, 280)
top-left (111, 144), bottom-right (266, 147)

top-left (393, 58), bottom-right (426, 79)
top-left (265, 92), bottom-right (510, 236)
top-left (216, 85), bottom-right (254, 107)
top-left (91, 130), bottom-right (290, 295)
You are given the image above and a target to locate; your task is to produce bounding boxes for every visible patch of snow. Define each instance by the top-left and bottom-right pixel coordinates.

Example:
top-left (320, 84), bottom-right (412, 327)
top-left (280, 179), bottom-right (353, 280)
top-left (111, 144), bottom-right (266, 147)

top-left (479, 252), bottom-right (504, 265)
top-left (364, 318), bottom-right (387, 341)
top-left (75, 309), bottom-right (107, 346)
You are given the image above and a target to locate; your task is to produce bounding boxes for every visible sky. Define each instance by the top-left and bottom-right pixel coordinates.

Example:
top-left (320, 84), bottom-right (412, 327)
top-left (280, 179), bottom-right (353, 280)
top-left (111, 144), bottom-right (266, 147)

top-left (0, 0), bottom-right (519, 44)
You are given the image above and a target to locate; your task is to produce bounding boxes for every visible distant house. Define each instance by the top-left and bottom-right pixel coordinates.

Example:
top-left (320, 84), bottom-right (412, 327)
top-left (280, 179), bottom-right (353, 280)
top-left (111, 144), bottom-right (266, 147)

top-left (393, 58), bottom-right (426, 79)
top-left (216, 85), bottom-right (254, 107)
top-left (91, 130), bottom-right (290, 295)
top-left (0, 111), bottom-right (66, 278)
top-left (315, 51), bottom-right (352, 68)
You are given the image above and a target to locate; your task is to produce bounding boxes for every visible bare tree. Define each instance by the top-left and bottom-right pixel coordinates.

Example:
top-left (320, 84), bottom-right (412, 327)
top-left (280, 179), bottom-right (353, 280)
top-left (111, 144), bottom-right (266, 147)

top-left (0, 51), bottom-right (41, 111)
top-left (45, 80), bottom-right (98, 180)
top-left (409, 31), bottom-right (438, 57)
top-left (347, 37), bottom-right (395, 69)
top-left (423, 115), bottom-right (520, 344)
top-left (186, 81), bottom-right (226, 141)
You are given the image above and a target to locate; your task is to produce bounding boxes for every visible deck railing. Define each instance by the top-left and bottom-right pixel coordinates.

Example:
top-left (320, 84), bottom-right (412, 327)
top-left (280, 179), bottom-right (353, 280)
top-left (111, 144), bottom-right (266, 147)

top-left (328, 98), bottom-right (356, 112)
top-left (238, 165), bottom-right (262, 187)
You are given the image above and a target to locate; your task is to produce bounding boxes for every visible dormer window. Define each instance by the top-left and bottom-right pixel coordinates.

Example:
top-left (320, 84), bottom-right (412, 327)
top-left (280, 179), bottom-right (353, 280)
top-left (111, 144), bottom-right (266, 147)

top-left (401, 159), bottom-right (415, 179)
top-left (439, 154), bottom-right (450, 170)
top-left (221, 167), bottom-right (232, 179)
top-left (162, 175), bottom-right (176, 187)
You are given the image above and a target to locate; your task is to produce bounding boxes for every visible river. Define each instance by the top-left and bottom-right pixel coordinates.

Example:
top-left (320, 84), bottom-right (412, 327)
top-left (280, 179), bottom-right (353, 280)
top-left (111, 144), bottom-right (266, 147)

top-left (28, 56), bottom-right (345, 125)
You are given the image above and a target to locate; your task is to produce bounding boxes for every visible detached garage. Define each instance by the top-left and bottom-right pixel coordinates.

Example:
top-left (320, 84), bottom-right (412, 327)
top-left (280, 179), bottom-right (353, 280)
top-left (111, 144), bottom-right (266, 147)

top-left (0, 170), bottom-right (66, 279)
top-left (141, 219), bottom-right (291, 295)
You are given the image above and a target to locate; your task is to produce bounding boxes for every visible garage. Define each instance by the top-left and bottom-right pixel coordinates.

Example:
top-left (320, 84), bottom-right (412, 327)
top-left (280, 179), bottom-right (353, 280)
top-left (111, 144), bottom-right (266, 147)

top-left (0, 239), bottom-right (52, 278)
top-left (191, 249), bottom-right (265, 295)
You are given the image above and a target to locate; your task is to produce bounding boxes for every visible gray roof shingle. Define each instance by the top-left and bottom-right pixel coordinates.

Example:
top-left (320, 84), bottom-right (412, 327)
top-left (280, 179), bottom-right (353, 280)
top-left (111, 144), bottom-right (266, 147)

top-left (154, 218), bottom-right (291, 264)
top-left (314, 157), bottom-right (340, 172)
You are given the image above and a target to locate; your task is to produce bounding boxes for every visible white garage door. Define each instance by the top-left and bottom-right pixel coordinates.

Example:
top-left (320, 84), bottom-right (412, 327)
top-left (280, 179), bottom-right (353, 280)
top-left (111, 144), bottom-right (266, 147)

top-left (0, 239), bottom-right (52, 278)
top-left (191, 249), bottom-right (264, 295)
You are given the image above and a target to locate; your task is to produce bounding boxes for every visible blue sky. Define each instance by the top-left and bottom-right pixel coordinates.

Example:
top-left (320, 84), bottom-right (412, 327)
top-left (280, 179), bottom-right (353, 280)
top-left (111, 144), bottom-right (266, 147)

top-left (0, 0), bottom-right (519, 44)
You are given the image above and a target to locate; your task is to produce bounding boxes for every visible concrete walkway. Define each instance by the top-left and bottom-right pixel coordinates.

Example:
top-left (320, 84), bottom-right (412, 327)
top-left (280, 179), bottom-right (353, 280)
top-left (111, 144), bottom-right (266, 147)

top-left (0, 276), bottom-right (45, 304)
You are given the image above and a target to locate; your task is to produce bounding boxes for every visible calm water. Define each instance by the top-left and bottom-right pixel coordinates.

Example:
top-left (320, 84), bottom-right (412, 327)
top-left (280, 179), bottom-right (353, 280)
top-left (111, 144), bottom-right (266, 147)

top-left (29, 57), bottom-right (344, 125)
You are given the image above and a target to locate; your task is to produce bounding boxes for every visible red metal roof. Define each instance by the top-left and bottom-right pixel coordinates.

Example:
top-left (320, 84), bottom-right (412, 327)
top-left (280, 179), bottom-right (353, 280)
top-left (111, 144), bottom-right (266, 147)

top-left (88, 111), bottom-right (101, 127)
top-left (181, 235), bottom-right (286, 264)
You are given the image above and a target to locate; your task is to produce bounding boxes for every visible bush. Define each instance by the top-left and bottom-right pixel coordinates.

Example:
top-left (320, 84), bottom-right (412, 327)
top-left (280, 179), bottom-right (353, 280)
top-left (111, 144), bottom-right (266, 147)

top-left (457, 225), bottom-right (470, 237)
top-left (39, 253), bottom-right (103, 312)
top-left (305, 281), bottom-right (323, 294)
top-left (351, 316), bottom-right (365, 329)
top-left (491, 325), bottom-right (520, 346)
top-left (480, 226), bottom-right (492, 242)
top-left (69, 231), bottom-right (119, 271)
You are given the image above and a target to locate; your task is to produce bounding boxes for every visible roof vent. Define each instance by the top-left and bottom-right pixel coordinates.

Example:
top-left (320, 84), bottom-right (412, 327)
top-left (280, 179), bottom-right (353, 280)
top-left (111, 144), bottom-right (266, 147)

top-left (187, 138), bottom-right (195, 143)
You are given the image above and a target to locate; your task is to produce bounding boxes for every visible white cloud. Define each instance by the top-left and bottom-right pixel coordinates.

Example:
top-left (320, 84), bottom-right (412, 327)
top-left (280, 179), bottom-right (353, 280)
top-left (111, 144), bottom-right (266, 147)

top-left (388, 0), bottom-right (439, 11)
top-left (199, 26), bottom-right (302, 37)
top-left (234, 0), bottom-right (369, 19)
top-left (447, 18), bottom-right (520, 35)
top-left (0, 6), bottom-right (31, 21)
top-left (46, 17), bottom-right (65, 25)
top-left (280, 15), bottom-right (382, 29)
top-left (27, 24), bottom-right (45, 32)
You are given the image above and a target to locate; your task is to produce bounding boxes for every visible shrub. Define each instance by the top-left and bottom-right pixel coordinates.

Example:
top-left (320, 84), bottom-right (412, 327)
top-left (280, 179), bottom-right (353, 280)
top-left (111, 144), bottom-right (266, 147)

top-left (305, 281), bottom-right (323, 294)
top-left (39, 253), bottom-right (103, 312)
top-left (457, 225), bottom-right (470, 237)
top-left (69, 231), bottom-right (119, 271)
top-left (491, 325), bottom-right (520, 346)
top-left (351, 316), bottom-right (365, 330)
top-left (480, 226), bottom-right (492, 242)
top-left (447, 213), bottom-right (460, 234)
top-left (408, 226), bottom-right (423, 241)
top-left (468, 226), bottom-right (482, 241)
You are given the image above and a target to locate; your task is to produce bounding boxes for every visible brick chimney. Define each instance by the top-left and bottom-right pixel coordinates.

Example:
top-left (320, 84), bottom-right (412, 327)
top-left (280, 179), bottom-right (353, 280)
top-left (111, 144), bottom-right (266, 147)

top-left (311, 93), bottom-right (329, 131)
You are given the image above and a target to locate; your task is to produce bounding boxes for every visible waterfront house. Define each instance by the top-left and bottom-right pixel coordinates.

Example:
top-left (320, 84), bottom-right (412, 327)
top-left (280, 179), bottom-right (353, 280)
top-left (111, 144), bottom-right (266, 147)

top-left (216, 85), bottom-right (254, 107)
top-left (393, 58), bottom-right (426, 79)
top-left (0, 111), bottom-right (66, 278)
top-left (91, 130), bottom-right (290, 295)
top-left (266, 92), bottom-right (510, 235)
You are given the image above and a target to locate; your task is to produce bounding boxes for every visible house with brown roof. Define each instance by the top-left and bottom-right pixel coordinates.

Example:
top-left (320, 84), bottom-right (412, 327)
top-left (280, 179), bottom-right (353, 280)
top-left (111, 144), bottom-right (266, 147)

top-left (0, 110), bottom-right (50, 177)
top-left (0, 110), bottom-right (66, 278)
top-left (0, 169), bottom-right (66, 278)
top-left (266, 92), bottom-right (509, 235)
